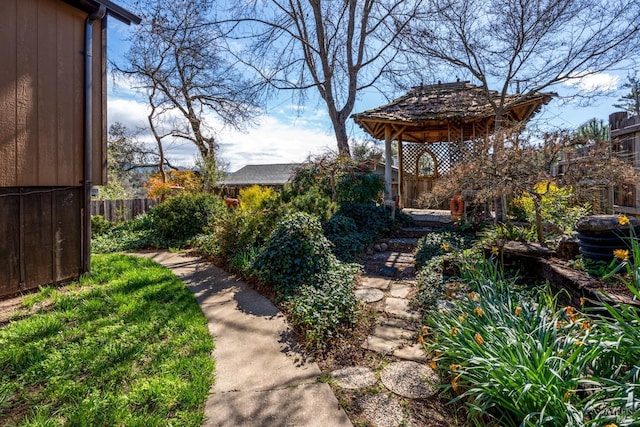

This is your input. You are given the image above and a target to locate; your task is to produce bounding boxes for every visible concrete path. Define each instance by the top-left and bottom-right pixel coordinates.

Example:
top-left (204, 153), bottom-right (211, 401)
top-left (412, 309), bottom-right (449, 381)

top-left (138, 251), bottom-right (351, 427)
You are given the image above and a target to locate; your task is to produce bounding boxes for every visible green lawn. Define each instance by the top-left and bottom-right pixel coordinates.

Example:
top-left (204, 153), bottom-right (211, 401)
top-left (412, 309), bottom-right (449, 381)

top-left (0, 254), bottom-right (214, 427)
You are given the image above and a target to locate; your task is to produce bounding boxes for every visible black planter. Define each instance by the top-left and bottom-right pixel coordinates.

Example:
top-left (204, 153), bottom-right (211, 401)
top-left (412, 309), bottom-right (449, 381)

top-left (576, 215), bottom-right (640, 262)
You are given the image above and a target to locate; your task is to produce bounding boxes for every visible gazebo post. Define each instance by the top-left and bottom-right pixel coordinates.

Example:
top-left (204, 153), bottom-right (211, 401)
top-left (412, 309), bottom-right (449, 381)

top-left (384, 125), bottom-right (393, 201)
top-left (398, 136), bottom-right (404, 208)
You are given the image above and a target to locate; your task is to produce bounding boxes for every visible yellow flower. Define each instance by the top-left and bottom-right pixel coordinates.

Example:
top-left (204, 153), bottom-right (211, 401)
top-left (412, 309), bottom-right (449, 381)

top-left (458, 315), bottom-right (465, 323)
top-left (421, 326), bottom-right (429, 335)
top-left (451, 327), bottom-right (458, 336)
top-left (474, 333), bottom-right (484, 345)
top-left (619, 215), bottom-right (630, 226)
top-left (515, 306), bottom-right (522, 316)
top-left (451, 375), bottom-right (460, 392)
top-left (580, 321), bottom-right (591, 331)
top-left (441, 243), bottom-right (451, 251)
top-left (429, 360), bottom-right (437, 369)
top-left (469, 292), bottom-right (481, 302)
top-left (614, 249), bottom-right (629, 261)
top-left (604, 424), bottom-right (618, 427)
top-left (575, 340), bottom-right (584, 346)
top-left (435, 350), bottom-right (441, 358)
top-left (450, 364), bottom-right (461, 373)
top-left (580, 297), bottom-right (586, 307)
top-left (417, 335), bottom-right (424, 344)
top-left (474, 307), bottom-right (484, 317)
top-left (491, 246), bottom-right (500, 256)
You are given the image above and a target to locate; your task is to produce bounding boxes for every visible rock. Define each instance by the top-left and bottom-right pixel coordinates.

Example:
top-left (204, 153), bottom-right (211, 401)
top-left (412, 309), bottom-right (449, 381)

top-left (360, 276), bottom-right (392, 290)
top-left (374, 244), bottom-right (382, 252)
top-left (357, 394), bottom-right (408, 427)
top-left (380, 361), bottom-right (439, 399)
top-left (379, 242), bottom-right (388, 251)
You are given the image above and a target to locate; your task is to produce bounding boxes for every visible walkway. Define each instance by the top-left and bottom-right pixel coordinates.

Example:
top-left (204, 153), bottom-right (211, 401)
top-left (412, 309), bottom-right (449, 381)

top-left (137, 251), bottom-right (351, 427)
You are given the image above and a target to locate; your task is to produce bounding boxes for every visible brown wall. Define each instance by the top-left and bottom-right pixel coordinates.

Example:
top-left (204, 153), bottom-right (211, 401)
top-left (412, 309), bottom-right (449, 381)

top-left (0, 187), bottom-right (82, 298)
top-left (0, 0), bottom-right (106, 187)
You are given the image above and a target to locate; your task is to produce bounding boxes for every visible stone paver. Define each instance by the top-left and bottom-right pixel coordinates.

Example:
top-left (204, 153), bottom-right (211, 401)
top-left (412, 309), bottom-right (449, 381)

top-left (389, 283), bottom-right (411, 298)
top-left (384, 297), bottom-right (420, 320)
top-left (330, 366), bottom-right (377, 390)
top-left (361, 335), bottom-right (401, 353)
top-left (360, 276), bottom-right (392, 290)
top-left (355, 287), bottom-right (385, 303)
top-left (393, 344), bottom-right (428, 362)
top-left (371, 325), bottom-right (413, 340)
top-left (381, 361), bottom-right (439, 399)
top-left (357, 394), bottom-right (408, 427)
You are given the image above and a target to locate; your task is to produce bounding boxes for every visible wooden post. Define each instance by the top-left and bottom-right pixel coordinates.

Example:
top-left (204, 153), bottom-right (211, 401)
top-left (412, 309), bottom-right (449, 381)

top-left (384, 125), bottom-right (395, 218)
top-left (398, 136), bottom-right (404, 208)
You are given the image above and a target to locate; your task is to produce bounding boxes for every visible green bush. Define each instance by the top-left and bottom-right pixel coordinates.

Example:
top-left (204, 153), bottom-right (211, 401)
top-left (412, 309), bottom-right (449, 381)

top-left (149, 193), bottom-right (225, 241)
top-left (289, 186), bottom-right (338, 222)
top-left (289, 263), bottom-right (360, 346)
top-left (336, 170), bottom-right (384, 204)
top-left (252, 212), bottom-right (336, 297)
top-left (414, 231), bottom-right (470, 269)
top-left (413, 256), bottom-right (447, 312)
top-left (91, 215), bottom-right (115, 236)
top-left (322, 215), bottom-right (367, 262)
top-left (92, 213), bottom-right (168, 253)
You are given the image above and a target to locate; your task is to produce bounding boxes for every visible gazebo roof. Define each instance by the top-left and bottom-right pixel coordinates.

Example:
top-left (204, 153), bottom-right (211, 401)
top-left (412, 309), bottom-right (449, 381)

top-left (352, 81), bottom-right (554, 142)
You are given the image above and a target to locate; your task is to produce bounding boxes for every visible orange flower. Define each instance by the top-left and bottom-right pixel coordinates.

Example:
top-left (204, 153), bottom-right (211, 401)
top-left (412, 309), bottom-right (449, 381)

top-left (451, 375), bottom-right (460, 392)
top-left (421, 326), bottom-right (429, 335)
top-left (580, 321), bottom-right (591, 331)
top-left (566, 306), bottom-right (575, 315)
top-left (580, 297), bottom-right (586, 307)
top-left (418, 335), bottom-right (424, 344)
top-left (604, 424), bottom-right (618, 427)
top-left (430, 360), bottom-right (437, 369)
top-left (474, 333), bottom-right (484, 345)
top-left (450, 364), bottom-right (461, 373)
top-left (474, 307), bottom-right (484, 317)
top-left (515, 306), bottom-right (522, 316)
top-left (469, 292), bottom-right (481, 302)
top-left (575, 340), bottom-right (584, 346)
top-left (614, 249), bottom-right (629, 261)
top-left (619, 215), bottom-right (630, 226)
top-left (451, 327), bottom-right (458, 336)
top-left (435, 350), bottom-right (441, 358)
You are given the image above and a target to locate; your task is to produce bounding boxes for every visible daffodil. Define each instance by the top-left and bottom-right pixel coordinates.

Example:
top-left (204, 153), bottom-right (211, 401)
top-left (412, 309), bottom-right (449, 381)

top-left (619, 215), bottom-right (630, 226)
top-left (421, 326), bottom-right (429, 335)
top-left (491, 246), bottom-right (500, 256)
top-left (580, 297), bottom-right (586, 307)
top-left (417, 335), bottom-right (424, 344)
top-left (469, 292), bottom-right (481, 302)
top-left (429, 360), bottom-right (437, 369)
top-left (515, 306), bottom-right (522, 316)
top-left (450, 364), bottom-right (461, 373)
top-left (474, 333), bottom-right (484, 345)
top-left (458, 315), bottom-right (465, 323)
top-left (440, 243), bottom-right (451, 251)
top-left (451, 327), bottom-right (458, 336)
top-left (614, 249), bottom-right (629, 261)
top-left (566, 306), bottom-right (575, 315)
top-left (580, 321), bottom-right (591, 331)
top-left (474, 307), bottom-right (484, 317)
top-left (451, 375), bottom-right (460, 392)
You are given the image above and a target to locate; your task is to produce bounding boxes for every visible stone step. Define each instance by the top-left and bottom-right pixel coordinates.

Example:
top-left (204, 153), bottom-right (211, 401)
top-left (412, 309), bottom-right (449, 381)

top-left (387, 237), bottom-right (419, 252)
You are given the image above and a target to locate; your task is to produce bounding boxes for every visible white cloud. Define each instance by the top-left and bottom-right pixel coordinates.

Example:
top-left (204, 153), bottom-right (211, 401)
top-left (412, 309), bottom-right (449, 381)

top-left (564, 72), bottom-right (619, 92)
top-left (107, 94), bottom-right (336, 171)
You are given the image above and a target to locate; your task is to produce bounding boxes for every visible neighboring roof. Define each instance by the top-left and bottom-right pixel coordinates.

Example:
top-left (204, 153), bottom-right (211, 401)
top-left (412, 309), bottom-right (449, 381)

top-left (352, 81), bottom-right (554, 142)
top-left (220, 164), bottom-right (301, 186)
top-left (63, 0), bottom-right (141, 25)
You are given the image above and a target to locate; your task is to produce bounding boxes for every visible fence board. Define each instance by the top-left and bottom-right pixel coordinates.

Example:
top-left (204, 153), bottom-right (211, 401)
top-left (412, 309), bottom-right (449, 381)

top-left (90, 198), bottom-right (158, 221)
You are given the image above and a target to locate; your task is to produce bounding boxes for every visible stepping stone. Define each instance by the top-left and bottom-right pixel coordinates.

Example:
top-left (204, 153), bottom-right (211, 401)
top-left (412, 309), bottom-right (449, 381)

top-left (371, 325), bottom-right (413, 340)
top-left (381, 361), bottom-right (439, 399)
top-left (390, 283), bottom-right (411, 298)
top-left (361, 335), bottom-right (400, 353)
top-left (385, 297), bottom-right (420, 320)
top-left (357, 394), bottom-right (408, 427)
top-left (380, 265), bottom-right (397, 277)
top-left (355, 287), bottom-right (385, 303)
top-left (360, 276), bottom-right (391, 290)
top-left (393, 344), bottom-right (428, 362)
top-left (330, 366), bottom-right (377, 390)
top-left (380, 318), bottom-right (414, 330)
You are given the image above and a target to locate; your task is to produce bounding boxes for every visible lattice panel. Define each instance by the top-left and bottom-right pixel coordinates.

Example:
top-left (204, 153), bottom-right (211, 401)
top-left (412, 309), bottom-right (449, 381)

top-left (401, 141), bottom-right (469, 176)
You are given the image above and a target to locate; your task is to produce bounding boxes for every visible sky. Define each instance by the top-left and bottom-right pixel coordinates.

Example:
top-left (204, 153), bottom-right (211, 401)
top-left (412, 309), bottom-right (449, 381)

top-left (105, 10), bottom-right (637, 173)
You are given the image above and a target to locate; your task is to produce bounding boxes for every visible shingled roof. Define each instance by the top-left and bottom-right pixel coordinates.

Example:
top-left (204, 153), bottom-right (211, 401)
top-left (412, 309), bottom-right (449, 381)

top-left (220, 163), bottom-right (300, 186)
top-left (352, 81), bottom-right (554, 142)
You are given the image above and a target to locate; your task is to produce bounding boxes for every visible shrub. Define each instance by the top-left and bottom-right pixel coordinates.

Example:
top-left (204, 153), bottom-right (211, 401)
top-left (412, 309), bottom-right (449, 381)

top-left (92, 213), bottom-right (168, 253)
top-left (289, 263), bottom-right (360, 346)
top-left (322, 215), bottom-right (368, 262)
top-left (149, 193), bottom-right (224, 241)
top-left (289, 186), bottom-right (338, 222)
top-left (414, 231), bottom-right (470, 269)
top-left (336, 170), bottom-right (384, 204)
top-left (252, 212), bottom-right (336, 297)
top-left (413, 256), bottom-right (447, 312)
top-left (91, 215), bottom-right (115, 236)
top-left (238, 185), bottom-right (277, 213)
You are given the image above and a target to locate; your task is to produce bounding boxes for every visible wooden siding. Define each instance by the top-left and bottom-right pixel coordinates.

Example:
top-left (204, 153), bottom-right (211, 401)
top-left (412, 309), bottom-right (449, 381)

top-left (0, 187), bottom-right (82, 298)
top-left (0, 0), bottom-right (106, 187)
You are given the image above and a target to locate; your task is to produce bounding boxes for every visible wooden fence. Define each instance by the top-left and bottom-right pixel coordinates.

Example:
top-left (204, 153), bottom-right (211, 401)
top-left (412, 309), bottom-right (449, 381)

top-left (91, 198), bottom-right (158, 222)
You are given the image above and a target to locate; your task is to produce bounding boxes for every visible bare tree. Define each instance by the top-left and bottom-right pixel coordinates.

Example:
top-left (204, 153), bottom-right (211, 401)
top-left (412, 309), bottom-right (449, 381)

top-left (228, 0), bottom-right (423, 157)
top-left (115, 0), bottom-right (260, 184)
top-left (405, 0), bottom-right (640, 125)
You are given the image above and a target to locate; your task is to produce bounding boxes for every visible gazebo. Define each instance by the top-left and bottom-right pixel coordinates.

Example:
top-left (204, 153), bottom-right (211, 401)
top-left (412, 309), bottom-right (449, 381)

top-left (352, 81), bottom-right (554, 208)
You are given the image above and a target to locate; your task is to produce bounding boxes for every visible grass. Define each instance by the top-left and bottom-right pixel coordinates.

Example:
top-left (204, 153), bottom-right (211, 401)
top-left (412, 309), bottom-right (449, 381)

top-left (0, 254), bottom-right (214, 427)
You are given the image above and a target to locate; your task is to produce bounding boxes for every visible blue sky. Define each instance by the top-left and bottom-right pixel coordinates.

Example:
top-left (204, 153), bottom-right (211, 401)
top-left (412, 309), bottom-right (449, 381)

top-left (105, 10), bottom-right (637, 172)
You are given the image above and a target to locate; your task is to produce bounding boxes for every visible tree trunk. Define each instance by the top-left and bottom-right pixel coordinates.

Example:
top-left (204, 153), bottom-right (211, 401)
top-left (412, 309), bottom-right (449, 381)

top-left (534, 194), bottom-right (544, 243)
top-left (331, 114), bottom-right (351, 158)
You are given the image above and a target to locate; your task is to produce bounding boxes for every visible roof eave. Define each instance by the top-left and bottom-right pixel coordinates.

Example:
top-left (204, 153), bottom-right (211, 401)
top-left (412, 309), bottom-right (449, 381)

top-left (63, 0), bottom-right (141, 25)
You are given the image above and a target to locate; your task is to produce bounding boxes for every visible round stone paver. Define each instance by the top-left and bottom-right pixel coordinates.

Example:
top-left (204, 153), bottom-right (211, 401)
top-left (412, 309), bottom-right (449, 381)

top-left (330, 366), bottom-right (377, 390)
top-left (380, 361), bottom-right (439, 399)
top-left (355, 287), bottom-right (385, 303)
top-left (357, 393), bottom-right (407, 427)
